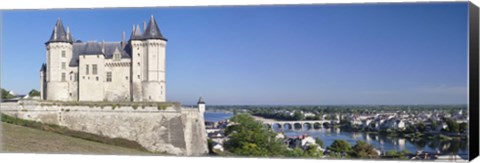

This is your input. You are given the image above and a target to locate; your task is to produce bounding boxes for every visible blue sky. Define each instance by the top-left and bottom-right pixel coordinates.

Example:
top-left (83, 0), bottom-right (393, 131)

top-left (1, 3), bottom-right (469, 105)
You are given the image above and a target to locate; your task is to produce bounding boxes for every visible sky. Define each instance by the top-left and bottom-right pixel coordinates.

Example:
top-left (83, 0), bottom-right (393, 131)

top-left (0, 2), bottom-right (469, 105)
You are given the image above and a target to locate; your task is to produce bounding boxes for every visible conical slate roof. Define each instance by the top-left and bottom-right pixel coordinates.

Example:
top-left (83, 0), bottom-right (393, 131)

top-left (130, 25), bottom-right (143, 40)
top-left (198, 97), bottom-right (205, 104)
top-left (129, 15), bottom-right (167, 41)
top-left (143, 15), bottom-right (167, 41)
top-left (46, 18), bottom-right (73, 44)
top-left (40, 63), bottom-right (46, 72)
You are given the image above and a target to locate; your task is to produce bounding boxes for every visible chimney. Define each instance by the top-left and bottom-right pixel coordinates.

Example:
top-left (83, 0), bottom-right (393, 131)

top-left (102, 40), bottom-right (105, 53)
top-left (122, 31), bottom-right (125, 48)
top-left (66, 26), bottom-right (70, 40)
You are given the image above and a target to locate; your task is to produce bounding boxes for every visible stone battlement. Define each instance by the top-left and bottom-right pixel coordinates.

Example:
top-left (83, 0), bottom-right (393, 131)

top-left (17, 99), bottom-right (182, 111)
top-left (0, 99), bottom-right (208, 156)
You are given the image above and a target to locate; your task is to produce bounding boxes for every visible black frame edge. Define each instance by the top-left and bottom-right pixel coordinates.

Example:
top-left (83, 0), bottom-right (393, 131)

top-left (469, 2), bottom-right (480, 162)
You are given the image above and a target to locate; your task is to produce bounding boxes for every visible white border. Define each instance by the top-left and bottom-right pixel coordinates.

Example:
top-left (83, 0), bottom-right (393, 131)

top-left (0, 0), bottom-right (478, 163)
top-left (0, 0), bottom-right (471, 10)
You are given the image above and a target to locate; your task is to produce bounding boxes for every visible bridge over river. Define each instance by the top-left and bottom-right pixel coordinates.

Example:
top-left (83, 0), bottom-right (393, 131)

top-left (252, 116), bottom-right (341, 131)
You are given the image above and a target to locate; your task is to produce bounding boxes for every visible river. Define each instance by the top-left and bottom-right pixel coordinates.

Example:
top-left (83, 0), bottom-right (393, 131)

top-left (203, 111), bottom-right (468, 158)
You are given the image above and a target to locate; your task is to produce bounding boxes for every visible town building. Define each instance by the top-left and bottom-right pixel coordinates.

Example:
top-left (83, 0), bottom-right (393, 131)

top-left (40, 16), bottom-right (167, 102)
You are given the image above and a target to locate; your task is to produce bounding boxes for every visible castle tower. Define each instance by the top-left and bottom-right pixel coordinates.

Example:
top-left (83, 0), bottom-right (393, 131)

top-left (44, 18), bottom-right (74, 101)
top-left (131, 15), bottom-right (168, 102)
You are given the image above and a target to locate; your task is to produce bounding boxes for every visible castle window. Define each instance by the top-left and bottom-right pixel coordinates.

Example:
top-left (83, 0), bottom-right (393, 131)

top-left (96, 76), bottom-right (99, 81)
top-left (74, 73), bottom-right (78, 81)
top-left (137, 75), bottom-right (140, 79)
top-left (61, 73), bottom-right (66, 81)
top-left (92, 64), bottom-right (98, 75)
top-left (106, 72), bottom-right (112, 82)
top-left (86, 65), bottom-right (89, 75)
top-left (137, 53), bottom-right (140, 56)
top-left (137, 62), bottom-right (140, 66)
top-left (61, 51), bottom-right (66, 57)
top-left (126, 76), bottom-right (128, 80)
top-left (61, 62), bottom-right (66, 70)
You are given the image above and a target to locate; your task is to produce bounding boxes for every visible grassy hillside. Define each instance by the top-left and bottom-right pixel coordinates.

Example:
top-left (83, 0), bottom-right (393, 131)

top-left (1, 122), bottom-right (155, 155)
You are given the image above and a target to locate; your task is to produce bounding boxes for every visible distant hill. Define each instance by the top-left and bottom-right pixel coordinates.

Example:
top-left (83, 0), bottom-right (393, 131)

top-left (1, 122), bottom-right (154, 155)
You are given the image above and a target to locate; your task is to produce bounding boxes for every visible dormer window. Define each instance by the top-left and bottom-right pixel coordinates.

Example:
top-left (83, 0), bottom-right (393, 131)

top-left (114, 53), bottom-right (121, 61)
top-left (113, 48), bottom-right (122, 61)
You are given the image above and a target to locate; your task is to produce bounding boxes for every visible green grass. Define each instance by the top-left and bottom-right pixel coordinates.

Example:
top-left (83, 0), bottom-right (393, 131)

top-left (1, 113), bottom-right (164, 155)
top-left (1, 122), bottom-right (155, 155)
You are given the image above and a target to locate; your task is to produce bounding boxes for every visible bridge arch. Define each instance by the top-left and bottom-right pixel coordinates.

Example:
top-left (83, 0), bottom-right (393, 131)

top-left (313, 122), bottom-right (322, 130)
top-left (272, 123), bottom-right (282, 129)
top-left (323, 122), bottom-right (331, 128)
top-left (293, 123), bottom-right (303, 130)
top-left (303, 123), bottom-right (312, 130)
top-left (283, 123), bottom-right (293, 131)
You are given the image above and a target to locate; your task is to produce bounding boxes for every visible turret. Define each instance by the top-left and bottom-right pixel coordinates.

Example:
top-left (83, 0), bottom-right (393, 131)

top-left (198, 97), bottom-right (206, 114)
top-left (45, 18), bottom-right (73, 45)
top-left (44, 18), bottom-right (74, 101)
top-left (131, 15), bottom-right (168, 102)
top-left (40, 63), bottom-right (46, 100)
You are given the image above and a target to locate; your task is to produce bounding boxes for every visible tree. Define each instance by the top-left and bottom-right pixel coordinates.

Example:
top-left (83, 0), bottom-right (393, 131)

top-left (224, 114), bottom-right (288, 157)
top-left (1, 88), bottom-right (9, 99)
top-left (350, 141), bottom-right (379, 158)
top-left (327, 140), bottom-right (352, 154)
top-left (315, 138), bottom-right (325, 148)
top-left (429, 118), bottom-right (438, 130)
top-left (286, 147), bottom-right (305, 157)
top-left (293, 111), bottom-right (304, 121)
top-left (385, 150), bottom-right (410, 159)
top-left (459, 122), bottom-right (468, 133)
top-left (28, 89), bottom-right (41, 97)
top-left (207, 139), bottom-right (216, 154)
top-left (417, 122), bottom-right (426, 132)
top-left (304, 144), bottom-right (323, 158)
top-left (444, 118), bottom-right (459, 133)
top-left (1, 88), bottom-right (14, 99)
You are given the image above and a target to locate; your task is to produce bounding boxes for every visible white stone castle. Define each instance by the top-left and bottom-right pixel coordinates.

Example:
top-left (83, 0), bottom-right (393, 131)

top-left (40, 16), bottom-right (167, 102)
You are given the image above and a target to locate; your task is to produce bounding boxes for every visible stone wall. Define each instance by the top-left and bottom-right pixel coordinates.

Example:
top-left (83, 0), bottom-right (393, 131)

top-left (0, 100), bottom-right (208, 156)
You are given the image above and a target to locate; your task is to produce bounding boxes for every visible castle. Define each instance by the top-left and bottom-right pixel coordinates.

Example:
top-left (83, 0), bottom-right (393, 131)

top-left (40, 16), bottom-right (167, 102)
top-left (0, 16), bottom-right (209, 156)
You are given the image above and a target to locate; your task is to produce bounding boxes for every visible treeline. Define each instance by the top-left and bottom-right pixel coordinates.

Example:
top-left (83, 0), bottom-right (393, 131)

top-left (1, 88), bottom-right (40, 99)
top-left (209, 105), bottom-right (467, 115)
